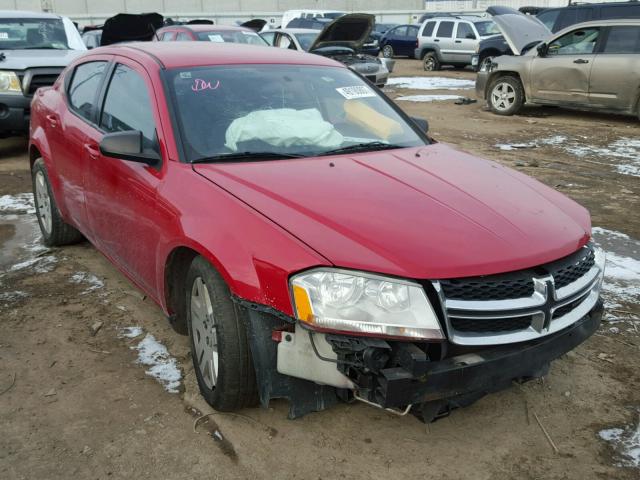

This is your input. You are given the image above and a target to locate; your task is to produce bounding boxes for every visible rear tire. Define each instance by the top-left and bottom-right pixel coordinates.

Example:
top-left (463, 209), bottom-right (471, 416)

top-left (382, 45), bottom-right (394, 58)
top-left (31, 158), bottom-right (83, 247)
top-left (423, 52), bottom-right (440, 71)
top-left (487, 75), bottom-right (525, 116)
top-left (186, 256), bottom-right (257, 411)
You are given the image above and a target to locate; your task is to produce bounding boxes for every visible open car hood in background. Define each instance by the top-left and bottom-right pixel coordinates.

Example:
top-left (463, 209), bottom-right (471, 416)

top-left (241, 19), bottom-right (267, 32)
top-left (487, 6), bottom-right (551, 54)
top-left (100, 13), bottom-right (164, 46)
top-left (309, 13), bottom-right (374, 52)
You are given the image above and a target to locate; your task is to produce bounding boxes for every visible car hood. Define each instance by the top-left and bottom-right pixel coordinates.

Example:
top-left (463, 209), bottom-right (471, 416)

top-left (488, 6), bottom-right (551, 54)
top-left (0, 49), bottom-right (84, 70)
top-left (193, 144), bottom-right (591, 280)
top-left (309, 13), bottom-right (374, 52)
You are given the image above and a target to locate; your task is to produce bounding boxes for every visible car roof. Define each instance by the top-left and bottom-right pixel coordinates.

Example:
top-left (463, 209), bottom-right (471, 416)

top-left (555, 18), bottom-right (640, 33)
top-left (161, 24), bottom-right (253, 32)
top-left (0, 10), bottom-right (61, 19)
top-left (93, 41), bottom-right (343, 69)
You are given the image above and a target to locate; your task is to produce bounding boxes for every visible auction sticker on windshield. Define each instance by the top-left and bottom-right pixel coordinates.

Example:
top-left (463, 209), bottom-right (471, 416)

top-left (336, 86), bottom-right (376, 100)
top-left (208, 34), bottom-right (224, 42)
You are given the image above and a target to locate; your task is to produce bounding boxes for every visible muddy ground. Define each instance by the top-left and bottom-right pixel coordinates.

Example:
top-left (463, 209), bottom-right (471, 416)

top-left (1, 60), bottom-right (639, 480)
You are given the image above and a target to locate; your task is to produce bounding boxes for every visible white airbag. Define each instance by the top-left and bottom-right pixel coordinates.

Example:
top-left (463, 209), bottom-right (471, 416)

top-left (225, 108), bottom-right (343, 151)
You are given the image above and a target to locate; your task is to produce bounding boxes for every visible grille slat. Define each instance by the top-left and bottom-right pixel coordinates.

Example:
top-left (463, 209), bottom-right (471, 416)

top-left (27, 74), bottom-right (59, 95)
top-left (451, 316), bottom-right (532, 333)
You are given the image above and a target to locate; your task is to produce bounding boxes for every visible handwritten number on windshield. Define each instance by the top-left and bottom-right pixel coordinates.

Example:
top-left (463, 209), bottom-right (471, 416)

top-left (192, 79), bottom-right (220, 92)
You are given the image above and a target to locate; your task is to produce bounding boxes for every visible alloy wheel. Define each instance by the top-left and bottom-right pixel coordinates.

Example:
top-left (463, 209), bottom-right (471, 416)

top-left (35, 170), bottom-right (52, 235)
top-left (190, 277), bottom-right (219, 389)
top-left (382, 45), bottom-right (393, 58)
top-left (491, 82), bottom-right (516, 112)
top-left (424, 57), bottom-right (436, 71)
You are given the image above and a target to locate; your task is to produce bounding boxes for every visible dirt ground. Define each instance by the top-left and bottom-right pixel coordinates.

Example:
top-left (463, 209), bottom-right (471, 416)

top-left (1, 59), bottom-right (639, 480)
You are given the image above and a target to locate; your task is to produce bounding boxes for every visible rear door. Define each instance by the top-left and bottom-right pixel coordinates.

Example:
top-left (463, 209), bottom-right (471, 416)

top-left (83, 59), bottom-right (166, 293)
top-left (453, 21), bottom-right (477, 64)
top-left (418, 20), bottom-right (436, 54)
top-left (589, 25), bottom-right (640, 111)
top-left (390, 26), bottom-right (408, 54)
top-left (52, 57), bottom-right (110, 231)
top-left (434, 20), bottom-right (456, 62)
top-left (403, 25), bottom-right (419, 56)
top-left (530, 26), bottom-right (601, 104)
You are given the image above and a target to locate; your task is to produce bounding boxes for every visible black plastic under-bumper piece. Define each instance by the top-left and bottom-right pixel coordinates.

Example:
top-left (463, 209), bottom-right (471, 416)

top-left (375, 300), bottom-right (603, 408)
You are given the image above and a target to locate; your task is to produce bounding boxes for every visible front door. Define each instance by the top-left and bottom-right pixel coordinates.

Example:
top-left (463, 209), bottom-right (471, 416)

top-left (529, 27), bottom-right (601, 105)
top-left (434, 20), bottom-right (456, 63)
top-left (83, 60), bottom-right (165, 294)
top-left (452, 22), bottom-right (477, 64)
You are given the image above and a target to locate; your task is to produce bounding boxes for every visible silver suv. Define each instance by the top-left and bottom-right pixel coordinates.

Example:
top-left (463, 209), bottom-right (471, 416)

top-left (414, 16), bottom-right (499, 71)
top-left (476, 15), bottom-right (640, 119)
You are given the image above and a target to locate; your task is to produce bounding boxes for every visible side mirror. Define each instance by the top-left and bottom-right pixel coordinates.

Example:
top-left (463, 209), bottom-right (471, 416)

top-left (537, 43), bottom-right (547, 57)
top-left (411, 116), bottom-right (429, 134)
top-left (99, 130), bottom-right (160, 166)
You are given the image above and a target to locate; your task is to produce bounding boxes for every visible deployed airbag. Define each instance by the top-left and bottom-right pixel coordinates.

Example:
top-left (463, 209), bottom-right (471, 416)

top-left (225, 108), bottom-right (344, 151)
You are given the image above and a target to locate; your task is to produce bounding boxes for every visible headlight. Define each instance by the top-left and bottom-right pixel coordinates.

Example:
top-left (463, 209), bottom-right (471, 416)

top-left (290, 269), bottom-right (443, 340)
top-left (0, 71), bottom-right (22, 93)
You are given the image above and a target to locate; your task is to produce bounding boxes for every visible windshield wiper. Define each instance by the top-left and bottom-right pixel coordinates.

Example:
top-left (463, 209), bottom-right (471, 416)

top-left (191, 151), bottom-right (306, 164)
top-left (22, 46), bottom-right (68, 50)
top-left (317, 142), bottom-right (404, 156)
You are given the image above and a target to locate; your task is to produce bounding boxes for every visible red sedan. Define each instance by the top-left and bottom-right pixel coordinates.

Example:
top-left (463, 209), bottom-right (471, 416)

top-left (29, 42), bottom-right (605, 421)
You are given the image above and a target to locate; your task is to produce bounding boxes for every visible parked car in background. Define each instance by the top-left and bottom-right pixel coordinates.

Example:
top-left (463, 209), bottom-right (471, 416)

top-left (415, 16), bottom-right (499, 70)
top-left (0, 10), bottom-right (86, 137)
top-left (29, 41), bottom-right (606, 423)
top-left (473, 2), bottom-right (640, 71)
top-left (371, 22), bottom-right (398, 42)
top-left (155, 24), bottom-right (267, 45)
top-left (477, 18), bottom-right (640, 119)
top-left (261, 14), bottom-right (393, 87)
top-left (380, 24), bottom-right (419, 58)
top-left (281, 9), bottom-right (344, 29)
top-left (81, 29), bottom-right (102, 49)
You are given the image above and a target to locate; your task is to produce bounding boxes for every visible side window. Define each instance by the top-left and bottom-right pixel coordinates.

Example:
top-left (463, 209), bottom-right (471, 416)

top-left (394, 26), bottom-right (409, 37)
top-left (556, 8), bottom-right (593, 31)
top-left (161, 32), bottom-right (175, 41)
top-left (436, 21), bottom-right (454, 38)
top-left (537, 10), bottom-right (560, 32)
top-left (599, 6), bottom-right (640, 20)
top-left (100, 65), bottom-right (157, 152)
top-left (422, 21), bottom-right (436, 37)
top-left (456, 23), bottom-right (475, 40)
top-left (277, 34), bottom-right (296, 49)
top-left (602, 26), bottom-right (640, 54)
top-left (261, 31), bottom-right (275, 45)
top-left (407, 26), bottom-right (419, 38)
top-left (547, 28), bottom-right (600, 55)
top-left (68, 61), bottom-right (107, 121)
top-left (176, 32), bottom-right (191, 41)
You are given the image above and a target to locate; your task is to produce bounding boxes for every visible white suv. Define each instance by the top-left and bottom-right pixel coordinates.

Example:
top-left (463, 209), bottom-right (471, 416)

top-left (414, 16), bottom-right (499, 71)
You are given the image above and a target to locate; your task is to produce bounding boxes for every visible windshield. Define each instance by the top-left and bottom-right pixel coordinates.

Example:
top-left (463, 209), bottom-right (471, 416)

top-left (0, 18), bottom-right (70, 49)
top-left (474, 21), bottom-right (500, 37)
top-left (168, 64), bottom-right (427, 162)
top-left (293, 32), bottom-right (319, 51)
top-left (196, 30), bottom-right (267, 45)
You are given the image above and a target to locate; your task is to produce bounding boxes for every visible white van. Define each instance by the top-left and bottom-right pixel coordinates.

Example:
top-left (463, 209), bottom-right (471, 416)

top-left (280, 10), bottom-right (344, 29)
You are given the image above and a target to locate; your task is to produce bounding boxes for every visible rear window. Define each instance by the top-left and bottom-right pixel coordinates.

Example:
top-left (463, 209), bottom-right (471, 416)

top-left (436, 21), bottom-right (454, 38)
top-left (422, 21), bottom-right (436, 37)
top-left (196, 30), bottom-right (267, 45)
top-left (602, 26), bottom-right (640, 54)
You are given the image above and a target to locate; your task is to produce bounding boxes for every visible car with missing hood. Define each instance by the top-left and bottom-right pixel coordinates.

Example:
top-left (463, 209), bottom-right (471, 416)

top-left (260, 14), bottom-right (393, 87)
top-left (476, 14), bottom-right (640, 118)
top-left (0, 10), bottom-right (86, 137)
top-left (29, 41), bottom-right (605, 422)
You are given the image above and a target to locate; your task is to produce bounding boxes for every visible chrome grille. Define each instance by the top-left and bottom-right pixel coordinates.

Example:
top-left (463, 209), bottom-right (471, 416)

top-left (21, 68), bottom-right (63, 97)
top-left (433, 244), bottom-right (605, 346)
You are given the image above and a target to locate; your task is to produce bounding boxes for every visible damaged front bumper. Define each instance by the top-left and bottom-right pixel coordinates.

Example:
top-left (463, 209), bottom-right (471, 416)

top-left (475, 70), bottom-right (489, 100)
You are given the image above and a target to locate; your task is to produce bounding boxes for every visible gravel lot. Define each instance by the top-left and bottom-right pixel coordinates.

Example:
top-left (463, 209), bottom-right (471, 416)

top-left (1, 60), bottom-right (639, 480)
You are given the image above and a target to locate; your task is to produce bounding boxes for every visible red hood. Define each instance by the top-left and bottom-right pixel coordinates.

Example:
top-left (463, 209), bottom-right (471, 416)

top-left (193, 144), bottom-right (591, 279)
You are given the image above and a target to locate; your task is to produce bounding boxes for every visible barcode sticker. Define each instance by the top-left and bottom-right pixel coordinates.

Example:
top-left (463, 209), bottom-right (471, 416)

top-left (336, 85), bottom-right (376, 100)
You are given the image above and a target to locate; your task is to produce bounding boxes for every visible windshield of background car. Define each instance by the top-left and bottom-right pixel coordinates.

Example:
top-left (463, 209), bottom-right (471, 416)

top-left (0, 18), bottom-right (70, 49)
top-left (474, 21), bottom-right (500, 36)
top-left (195, 30), bottom-right (267, 45)
top-left (293, 32), bottom-right (319, 50)
top-left (167, 64), bottom-right (427, 162)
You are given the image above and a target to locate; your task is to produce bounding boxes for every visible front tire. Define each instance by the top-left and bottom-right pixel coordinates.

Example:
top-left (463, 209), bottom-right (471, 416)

top-left (488, 75), bottom-right (525, 116)
top-left (186, 256), bottom-right (257, 411)
top-left (31, 158), bottom-right (83, 247)
top-left (423, 52), bottom-right (440, 71)
top-left (382, 45), bottom-right (394, 58)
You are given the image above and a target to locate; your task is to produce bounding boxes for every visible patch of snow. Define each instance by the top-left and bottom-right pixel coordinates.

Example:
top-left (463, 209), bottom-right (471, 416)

top-left (396, 94), bottom-right (462, 102)
top-left (133, 334), bottom-right (181, 393)
top-left (387, 77), bottom-right (474, 91)
top-left (599, 418), bottom-right (640, 468)
top-left (10, 255), bottom-right (57, 273)
top-left (0, 290), bottom-right (29, 303)
top-left (0, 193), bottom-right (35, 214)
top-left (70, 272), bottom-right (104, 293)
top-left (120, 326), bottom-right (143, 338)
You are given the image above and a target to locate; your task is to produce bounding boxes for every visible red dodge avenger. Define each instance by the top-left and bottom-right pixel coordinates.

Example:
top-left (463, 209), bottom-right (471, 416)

top-left (29, 42), bottom-right (605, 421)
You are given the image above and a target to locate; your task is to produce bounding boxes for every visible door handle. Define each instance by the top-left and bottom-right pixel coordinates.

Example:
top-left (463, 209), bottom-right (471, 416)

top-left (455, 40), bottom-right (462, 43)
top-left (46, 114), bottom-right (58, 128)
top-left (83, 142), bottom-right (100, 159)
top-left (573, 59), bottom-right (589, 64)
top-left (434, 39), bottom-right (440, 42)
